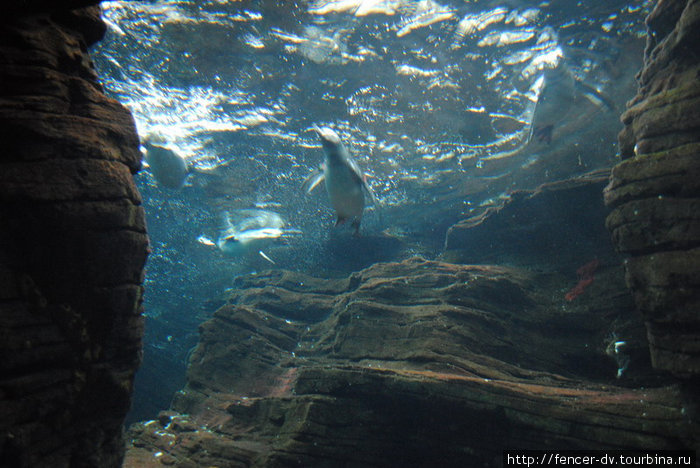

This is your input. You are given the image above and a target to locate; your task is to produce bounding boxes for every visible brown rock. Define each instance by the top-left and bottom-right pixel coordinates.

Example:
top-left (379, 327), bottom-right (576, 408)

top-left (0, 5), bottom-right (147, 468)
top-left (606, 198), bottom-right (700, 254)
top-left (605, 0), bottom-right (700, 376)
top-left (444, 169), bottom-right (617, 271)
top-left (124, 257), bottom-right (697, 467)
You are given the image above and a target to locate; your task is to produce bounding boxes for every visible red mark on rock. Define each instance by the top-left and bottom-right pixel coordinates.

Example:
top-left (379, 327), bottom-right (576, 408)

top-left (268, 367), bottom-right (298, 397)
top-left (565, 258), bottom-right (599, 301)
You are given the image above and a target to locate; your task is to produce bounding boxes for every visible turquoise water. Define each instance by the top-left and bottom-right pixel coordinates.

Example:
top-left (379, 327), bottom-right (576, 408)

top-left (90, 0), bottom-right (651, 424)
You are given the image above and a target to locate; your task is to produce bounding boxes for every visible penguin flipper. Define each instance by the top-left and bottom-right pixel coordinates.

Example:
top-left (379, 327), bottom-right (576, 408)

top-left (302, 168), bottom-right (325, 194)
top-left (533, 124), bottom-right (553, 144)
top-left (258, 250), bottom-right (276, 265)
top-left (220, 211), bottom-right (234, 230)
top-left (574, 80), bottom-right (616, 112)
top-left (362, 180), bottom-right (378, 206)
top-left (351, 219), bottom-right (361, 237)
top-left (347, 166), bottom-right (378, 207)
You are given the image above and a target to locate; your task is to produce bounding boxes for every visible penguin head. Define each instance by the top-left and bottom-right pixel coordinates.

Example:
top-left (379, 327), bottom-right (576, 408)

top-left (313, 125), bottom-right (345, 162)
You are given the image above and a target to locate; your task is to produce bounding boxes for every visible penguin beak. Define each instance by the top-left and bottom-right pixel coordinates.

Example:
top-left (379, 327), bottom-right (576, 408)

top-left (312, 125), bottom-right (341, 146)
top-left (311, 125), bottom-right (330, 148)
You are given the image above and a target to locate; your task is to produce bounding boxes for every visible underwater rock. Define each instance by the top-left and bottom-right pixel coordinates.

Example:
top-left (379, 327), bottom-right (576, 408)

top-left (124, 257), bottom-right (699, 467)
top-left (605, 0), bottom-right (700, 376)
top-left (444, 169), bottom-right (618, 271)
top-left (7, 1), bottom-right (102, 18)
top-left (0, 5), bottom-right (147, 468)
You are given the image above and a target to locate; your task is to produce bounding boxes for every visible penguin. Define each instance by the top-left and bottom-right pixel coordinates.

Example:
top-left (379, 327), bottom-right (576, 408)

top-left (198, 209), bottom-right (301, 264)
top-left (528, 61), bottom-right (615, 145)
top-left (142, 139), bottom-right (237, 190)
top-left (304, 126), bottom-right (377, 235)
top-left (142, 141), bottom-right (189, 189)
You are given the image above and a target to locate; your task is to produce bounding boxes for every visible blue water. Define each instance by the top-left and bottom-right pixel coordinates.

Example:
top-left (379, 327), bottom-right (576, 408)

top-left (90, 0), bottom-right (651, 424)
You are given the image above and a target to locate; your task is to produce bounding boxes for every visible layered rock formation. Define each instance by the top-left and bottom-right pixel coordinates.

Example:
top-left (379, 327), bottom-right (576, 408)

top-left (0, 4), bottom-right (147, 467)
top-left (444, 169), bottom-right (617, 271)
top-left (124, 257), bottom-right (698, 467)
top-left (604, 0), bottom-right (700, 375)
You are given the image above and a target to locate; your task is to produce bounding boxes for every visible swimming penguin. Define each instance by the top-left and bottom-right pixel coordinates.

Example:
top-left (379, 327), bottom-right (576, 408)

top-left (304, 126), bottom-right (377, 235)
top-left (528, 61), bottom-right (614, 145)
top-left (142, 141), bottom-right (189, 189)
top-left (142, 139), bottom-right (236, 189)
top-left (199, 209), bottom-right (301, 264)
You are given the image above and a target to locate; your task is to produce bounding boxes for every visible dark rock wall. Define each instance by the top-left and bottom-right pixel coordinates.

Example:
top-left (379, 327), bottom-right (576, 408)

top-left (604, 0), bottom-right (700, 376)
top-left (0, 5), bottom-right (147, 468)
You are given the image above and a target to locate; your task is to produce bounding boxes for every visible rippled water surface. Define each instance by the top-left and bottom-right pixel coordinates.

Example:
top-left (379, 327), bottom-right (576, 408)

top-left (91, 0), bottom-right (651, 422)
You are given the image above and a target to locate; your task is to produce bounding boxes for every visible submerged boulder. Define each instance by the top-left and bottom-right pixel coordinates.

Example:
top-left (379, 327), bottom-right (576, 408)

top-left (124, 258), bottom-right (698, 467)
top-left (605, 0), bottom-right (700, 376)
top-left (444, 169), bottom-right (617, 272)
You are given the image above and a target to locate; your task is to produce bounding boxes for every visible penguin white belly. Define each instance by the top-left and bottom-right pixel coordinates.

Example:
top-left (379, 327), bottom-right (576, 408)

top-left (325, 165), bottom-right (364, 219)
